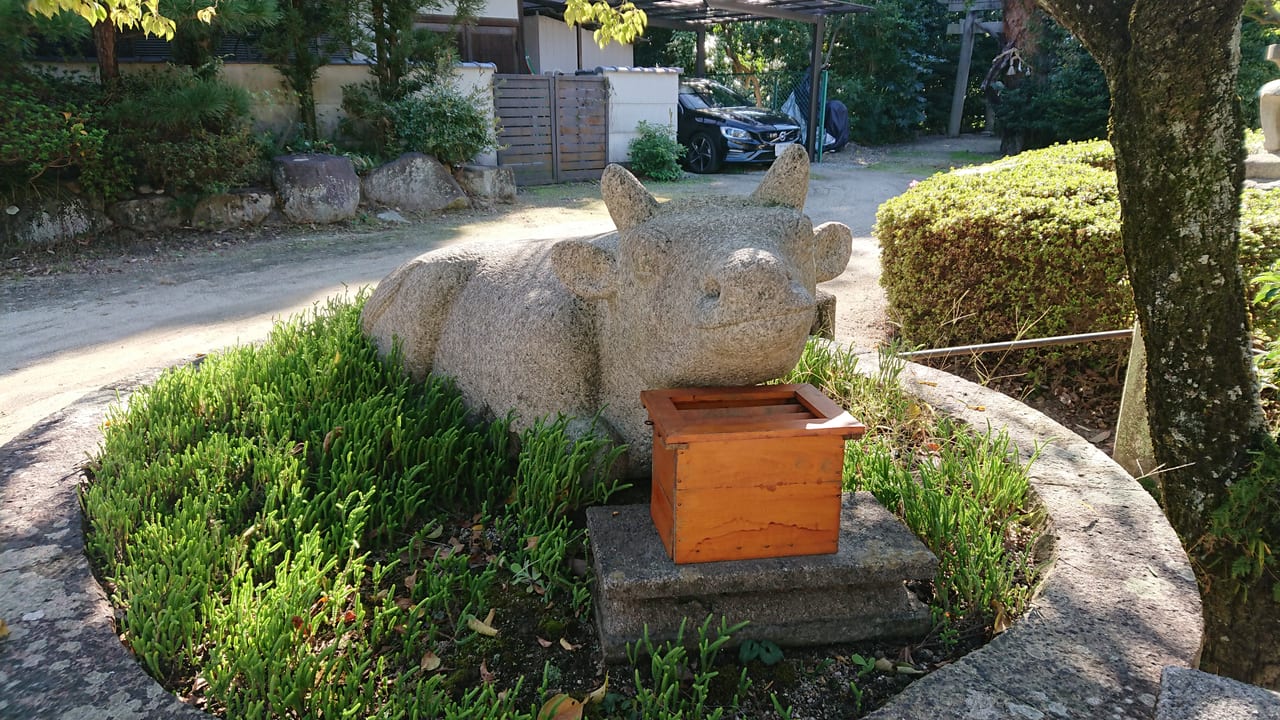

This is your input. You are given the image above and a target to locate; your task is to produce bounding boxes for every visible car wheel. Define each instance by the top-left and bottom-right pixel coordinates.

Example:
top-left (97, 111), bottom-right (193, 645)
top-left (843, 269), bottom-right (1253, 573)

top-left (685, 131), bottom-right (724, 174)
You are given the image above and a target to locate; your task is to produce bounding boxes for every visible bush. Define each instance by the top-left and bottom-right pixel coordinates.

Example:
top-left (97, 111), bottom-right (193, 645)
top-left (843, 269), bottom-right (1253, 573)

top-left (626, 120), bottom-right (683, 181)
top-left (341, 80), bottom-right (496, 166)
top-left (0, 78), bottom-right (106, 191)
top-left (877, 140), bottom-right (1280, 369)
top-left (99, 66), bottom-right (263, 196)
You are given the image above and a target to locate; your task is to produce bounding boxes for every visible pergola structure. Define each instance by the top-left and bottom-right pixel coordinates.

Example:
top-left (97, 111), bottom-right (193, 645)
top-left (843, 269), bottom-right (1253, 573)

top-left (520, 0), bottom-right (874, 157)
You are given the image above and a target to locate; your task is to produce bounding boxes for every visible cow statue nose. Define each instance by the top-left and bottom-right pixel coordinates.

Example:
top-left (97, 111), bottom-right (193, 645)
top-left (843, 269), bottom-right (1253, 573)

top-left (710, 248), bottom-right (813, 312)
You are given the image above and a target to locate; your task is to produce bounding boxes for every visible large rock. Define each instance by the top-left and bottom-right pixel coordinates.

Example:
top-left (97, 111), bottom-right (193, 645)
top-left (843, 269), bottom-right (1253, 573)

top-left (362, 153), bottom-right (470, 212)
top-left (361, 144), bottom-right (852, 475)
top-left (272, 153), bottom-right (360, 224)
top-left (454, 164), bottom-right (517, 204)
top-left (2, 195), bottom-right (111, 245)
top-left (191, 191), bottom-right (274, 228)
top-left (107, 197), bottom-right (184, 230)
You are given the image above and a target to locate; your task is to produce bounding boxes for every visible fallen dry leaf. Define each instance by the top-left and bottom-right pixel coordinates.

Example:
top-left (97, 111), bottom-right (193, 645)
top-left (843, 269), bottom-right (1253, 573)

top-left (585, 674), bottom-right (608, 704)
top-left (467, 611), bottom-right (499, 637)
top-left (0, 619), bottom-right (9, 641)
top-left (395, 597), bottom-right (413, 611)
top-left (421, 650), bottom-right (441, 671)
top-left (559, 637), bottom-right (581, 651)
top-left (526, 535), bottom-right (540, 550)
top-left (992, 600), bottom-right (1011, 635)
top-left (536, 636), bottom-right (554, 648)
top-left (479, 659), bottom-right (496, 684)
top-left (322, 426), bottom-right (344, 454)
top-left (967, 404), bottom-right (986, 412)
top-left (404, 572), bottom-right (417, 590)
top-left (538, 693), bottom-right (583, 720)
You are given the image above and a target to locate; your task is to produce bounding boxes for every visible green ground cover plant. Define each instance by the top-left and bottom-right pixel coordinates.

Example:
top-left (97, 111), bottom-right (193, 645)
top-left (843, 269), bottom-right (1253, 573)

top-left (83, 297), bottom-right (1041, 719)
top-left (626, 121), bottom-right (684, 182)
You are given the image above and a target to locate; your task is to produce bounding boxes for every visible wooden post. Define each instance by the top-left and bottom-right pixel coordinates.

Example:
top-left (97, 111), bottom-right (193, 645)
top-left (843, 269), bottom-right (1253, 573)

top-left (948, 10), bottom-right (976, 138)
top-left (807, 16), bottom-right (825, 160)
top-left (696, 28), bottom-right (707, 77)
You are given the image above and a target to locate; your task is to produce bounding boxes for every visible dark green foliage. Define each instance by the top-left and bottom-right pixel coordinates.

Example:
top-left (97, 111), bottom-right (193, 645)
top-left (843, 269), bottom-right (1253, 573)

top-left (376, 83), bottom-right (497, 166)
top-left (165, 0), bottom-right (282, 72)
top-left (99, 66), bottom-right (262, 195)
top-left (1239, 18), bottom-right (1280, 129)
top-left (877, 141), bottom-right (1280, 369)
top-left (993, 20), bottom-right (1109, 150)
top-left (825, 0), bottom-right (951, 144)
top-left (0, 75), bottom-right (107, 191)
top-left (626, 121), bottom-right (683, 181)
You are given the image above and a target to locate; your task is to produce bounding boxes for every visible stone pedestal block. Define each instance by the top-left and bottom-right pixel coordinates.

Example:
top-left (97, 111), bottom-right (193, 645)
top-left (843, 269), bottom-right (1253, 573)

top-left (272, 153), bottom-right (360, 224)
top-left (455, 164), bottom-right (517, 203)
top-left (811, 289), bottom-right (837, 339)
top-left (1246, 152), bottom-right (1280, 181)
top-left (587, 492), bottom-right (936, 661)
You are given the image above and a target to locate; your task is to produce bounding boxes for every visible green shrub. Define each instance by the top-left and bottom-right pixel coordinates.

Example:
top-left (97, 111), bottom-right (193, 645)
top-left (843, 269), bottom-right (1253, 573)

top-left (99, 66), bottom-right (262, 196)
top-left (0, 72), bottom-right (117, 195)
top-left (877, 141), bottom-right (1127, 367)
top-left (877, 140), bottom-right (1280, 369)
top-left (342, 80), bottom-right (497, 166)
top-left (626, 120), bottom-right (683, 181)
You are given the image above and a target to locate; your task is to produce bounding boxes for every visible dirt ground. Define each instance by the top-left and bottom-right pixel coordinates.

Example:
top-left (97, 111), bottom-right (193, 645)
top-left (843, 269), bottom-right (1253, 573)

top-left (0, 135), bottom-right (1001, 447)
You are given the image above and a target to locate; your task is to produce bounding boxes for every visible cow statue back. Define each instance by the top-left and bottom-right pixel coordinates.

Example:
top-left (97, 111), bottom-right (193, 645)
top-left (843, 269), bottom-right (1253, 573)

top-left (361, 144), bottom-right (853, 475)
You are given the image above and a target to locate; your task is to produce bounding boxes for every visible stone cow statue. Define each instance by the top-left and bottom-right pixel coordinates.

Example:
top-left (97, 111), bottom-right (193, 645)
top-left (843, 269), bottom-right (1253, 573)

top-left (361, 144), bottom-right (852, 474)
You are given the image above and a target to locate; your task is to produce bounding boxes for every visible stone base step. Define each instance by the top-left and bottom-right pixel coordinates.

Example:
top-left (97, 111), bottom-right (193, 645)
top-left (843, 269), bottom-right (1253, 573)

top-left (587, 492), bottom-right (937, 661)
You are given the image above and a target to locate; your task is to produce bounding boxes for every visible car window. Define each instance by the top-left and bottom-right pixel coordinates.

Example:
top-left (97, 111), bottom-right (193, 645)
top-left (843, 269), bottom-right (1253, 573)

top-left (680, 81), bottom-right (752, 109)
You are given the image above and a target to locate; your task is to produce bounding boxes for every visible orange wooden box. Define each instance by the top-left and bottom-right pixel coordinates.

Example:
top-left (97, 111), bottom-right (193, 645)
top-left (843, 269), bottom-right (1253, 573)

top-left (640, 384), bottom-right (866, 564)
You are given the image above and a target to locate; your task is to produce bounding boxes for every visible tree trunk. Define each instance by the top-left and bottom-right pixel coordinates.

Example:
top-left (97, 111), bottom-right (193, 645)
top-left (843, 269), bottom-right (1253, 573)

top-left (996, 0), bottom-right (1042, 154)
top-left (93, 20), bottom-right (119, 85)
top-left (1037, 0), bottom-right (1277, 687)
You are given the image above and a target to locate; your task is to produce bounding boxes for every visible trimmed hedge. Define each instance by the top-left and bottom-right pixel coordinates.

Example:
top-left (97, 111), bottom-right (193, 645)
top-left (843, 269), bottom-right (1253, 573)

top-left (876, 141), bottom-right (1280, 367)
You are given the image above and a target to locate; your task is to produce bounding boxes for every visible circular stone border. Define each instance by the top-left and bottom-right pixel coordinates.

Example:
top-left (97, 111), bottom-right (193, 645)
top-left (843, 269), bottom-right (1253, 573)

top-left (0, 352), bottom-right (1202, 719)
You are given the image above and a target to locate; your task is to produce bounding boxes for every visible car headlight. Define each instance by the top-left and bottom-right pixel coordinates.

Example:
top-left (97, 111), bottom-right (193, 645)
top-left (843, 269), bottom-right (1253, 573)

top-left (720, 127), bottom-right (751, 141)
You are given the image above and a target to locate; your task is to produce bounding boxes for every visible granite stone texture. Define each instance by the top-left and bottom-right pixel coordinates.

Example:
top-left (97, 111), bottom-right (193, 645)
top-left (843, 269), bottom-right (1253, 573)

top-left (271, 153), bottom-right (360, 224)
top-left (107, 197), bottom-right (184, 230)
top-left (191, 191), bottom-right (274, 228)
top-left (361, 152), bottom-right (470, 213)
top-left (588, 494), bottom-right (936, 661)
top-left (454, 164), bottom-right (517, 203)
top-left (361, 144), bottom-right (854, 474)
top-left (1156, 667), bottom-right (1280, 720)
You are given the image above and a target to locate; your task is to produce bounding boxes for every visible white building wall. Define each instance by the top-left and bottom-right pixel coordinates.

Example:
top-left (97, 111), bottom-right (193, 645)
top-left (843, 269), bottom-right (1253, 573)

top-left (601, 67), bottom-right (680, 164)
top-left (441, 0), bottom-right (519, 20)
top-left (452, 62), bottom-right (500, 166)
top-left (524, 15), bottom-right (634, 74)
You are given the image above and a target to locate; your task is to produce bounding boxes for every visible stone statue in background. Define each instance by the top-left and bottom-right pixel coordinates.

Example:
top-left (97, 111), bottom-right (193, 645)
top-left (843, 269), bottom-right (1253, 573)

top-left (361, 144), bottom-right (853, 475)
top-left (1261, 45), bottom-right (1280, 152)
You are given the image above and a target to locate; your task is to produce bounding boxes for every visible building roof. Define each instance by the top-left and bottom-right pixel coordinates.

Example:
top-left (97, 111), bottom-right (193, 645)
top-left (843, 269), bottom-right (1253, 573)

top-left (521, 0), bottom-right (872, 30)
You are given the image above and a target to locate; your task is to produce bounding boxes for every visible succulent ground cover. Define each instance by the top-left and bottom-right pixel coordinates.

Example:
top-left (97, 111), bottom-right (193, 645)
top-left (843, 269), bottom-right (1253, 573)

top-left (82, 296), bottom-right (1043, 719)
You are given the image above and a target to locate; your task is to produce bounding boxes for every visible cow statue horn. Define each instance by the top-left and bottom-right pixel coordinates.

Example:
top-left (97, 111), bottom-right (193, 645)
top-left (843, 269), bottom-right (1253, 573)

top-left (751, 144), bottom-right (809, 210)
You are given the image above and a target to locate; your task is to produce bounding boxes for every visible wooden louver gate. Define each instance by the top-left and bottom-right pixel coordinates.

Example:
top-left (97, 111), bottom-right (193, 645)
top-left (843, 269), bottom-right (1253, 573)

top-left (494, 75), bottom-right (609, 186)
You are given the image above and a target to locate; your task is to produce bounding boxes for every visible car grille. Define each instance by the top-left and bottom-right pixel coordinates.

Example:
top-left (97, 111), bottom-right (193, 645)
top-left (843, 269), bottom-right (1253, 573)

top-left (763, 129), bottom-right (800, 144)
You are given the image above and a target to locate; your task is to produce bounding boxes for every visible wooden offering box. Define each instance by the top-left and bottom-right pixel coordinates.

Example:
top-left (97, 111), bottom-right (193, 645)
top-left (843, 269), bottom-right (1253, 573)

top-left (641, 384), bottom-right (866, 564)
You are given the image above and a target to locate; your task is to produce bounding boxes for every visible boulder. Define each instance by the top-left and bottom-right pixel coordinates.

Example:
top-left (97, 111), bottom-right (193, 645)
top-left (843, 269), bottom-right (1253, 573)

top-left (191, 191), bottom-right (274, 229)
top-left (2, 195), bottom-right (111, 245)
top-left (107, 197), bottom-right (184, 230)
top-left (272, 154), bottom-right (360, 224)
top-left (454, 165), bottom-right (517, 203)
top-left (362, 153), bottom-right (470, 212)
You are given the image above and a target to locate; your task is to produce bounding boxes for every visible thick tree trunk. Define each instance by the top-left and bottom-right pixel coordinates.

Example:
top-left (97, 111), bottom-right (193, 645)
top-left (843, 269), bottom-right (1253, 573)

top-left (93, 20), bottom-right (119, 84)
top-left (1038, 0), bottom-right (1277, 687)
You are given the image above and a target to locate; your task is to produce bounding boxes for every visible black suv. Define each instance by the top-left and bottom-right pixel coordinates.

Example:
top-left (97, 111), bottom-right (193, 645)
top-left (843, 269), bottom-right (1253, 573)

top-left (676, 78), bottom-right (803, 174)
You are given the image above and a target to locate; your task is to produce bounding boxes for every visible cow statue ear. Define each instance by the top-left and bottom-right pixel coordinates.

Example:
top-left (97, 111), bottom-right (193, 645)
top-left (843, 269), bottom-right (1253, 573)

top-left (601, 164), bottom-right (659, 231)
top-left (752, 143), bottom-right (809, 210)
top-left (552, 239), bottom-right (618, 300)
top-left (813, 221), bottom-right (853, 282)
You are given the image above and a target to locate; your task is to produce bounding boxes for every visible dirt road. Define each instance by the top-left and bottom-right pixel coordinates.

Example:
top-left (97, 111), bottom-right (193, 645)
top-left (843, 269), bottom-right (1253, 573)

top-left (0, 135), bottom-right (998, 446)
